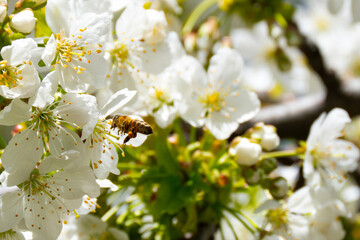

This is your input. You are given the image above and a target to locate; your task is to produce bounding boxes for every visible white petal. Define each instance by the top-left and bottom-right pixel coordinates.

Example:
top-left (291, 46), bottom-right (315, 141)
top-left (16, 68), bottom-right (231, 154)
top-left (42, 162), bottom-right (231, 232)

top-left (29, 71), bottom-right (58, 109)
top-left (1, 127), bottom-right (44, 186)
top-left (225, 90), bottom-right (260, 124)
top-left (51, 167), bottom-right (100, 199)
top-left (306, 112), bottom-right (326, 149)
top-left (11, 64), bottom-right (41, 98)
top-left (352, 0), bottom-right (360, 22)
top-left (45, 0), bottom-right (72, 34)
top-left (108, 228), bottom-right (129, 240)
top-left (92, 139), bottom-right (120, 179)
top-left (115, 1), bottom-right (148, 41)
top-left (152, 104), bottom-right (177, 128)
top-left (207, 47), bottom-right (243, 88)
top-left (319, 108), bottom-right (350, 142)
top-left (140, 32), bottom-right (184, 74)
top-left (24, 194), bottom-right (62, 240)
top-left (96, 179), bottom-right (119, 191)
top-left (54, 93), bottom-right (98, 127)
top-left (328, 139), bottom-right (359, 172)
top-left (0, 190), bottom-right (24, 232)
top-left (38, 150), bottom-right (81, 175)
top-left (48, 126), bottom-right (81, 158)
top-left (100, 88), bottom-right (136, 118)
top-left (328, 0), bottom-right (344, 14)
top-left (287, 186), bottom-right (314, 213)
top-left (81, 117), bottom-right (99, 141)
top-left (41, 34), bottom-right (57, 66)
top-left (70, 13), bottom-right (111, 44)
top-left (55, 64), bottom-right (88, 93)
top-left (205, 112), bottom-right (240, 140)
top-left (76, 49), bottom-right (109, 90)
top-left (0, 98), bottom-right (31, 126)
top-left (1, 38), bottom-right (37, 66)
top-left (179, 99), bottom-right (204, 127)
top-left (254, 199), bottom-right (281, 213)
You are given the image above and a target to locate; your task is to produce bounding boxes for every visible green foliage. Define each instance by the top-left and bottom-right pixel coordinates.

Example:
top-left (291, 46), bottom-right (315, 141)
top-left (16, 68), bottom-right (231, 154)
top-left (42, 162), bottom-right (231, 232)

top-left (227, 0), bottom-right (295, 26)
top-left (34, 8), bottom-right (52, 38)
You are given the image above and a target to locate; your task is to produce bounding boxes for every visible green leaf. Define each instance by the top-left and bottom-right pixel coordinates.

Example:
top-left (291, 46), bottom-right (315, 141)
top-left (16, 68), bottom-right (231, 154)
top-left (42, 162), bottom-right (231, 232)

top-left (151, 175), bottom-right (195, 216)
top-left (0, 135), bottom-right (7, 149)
top-left (34, 8), bottom-right (52, 37)
top-left (154, 129), bottom-right (180, 174)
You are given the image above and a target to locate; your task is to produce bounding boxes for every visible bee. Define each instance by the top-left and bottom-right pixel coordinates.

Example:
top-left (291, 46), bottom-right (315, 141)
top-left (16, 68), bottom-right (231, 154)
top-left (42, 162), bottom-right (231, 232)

top-left (110, 115), bottom-right (153, 144)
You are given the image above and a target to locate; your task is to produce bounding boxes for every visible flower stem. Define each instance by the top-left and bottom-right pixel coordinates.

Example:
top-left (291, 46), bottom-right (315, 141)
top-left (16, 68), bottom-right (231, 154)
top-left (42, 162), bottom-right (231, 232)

top-left (173, 118), bottom-right (187, 146)
top-left (182, 0), bottom-right (218, 35)
top-left (190, 126), bottom-right (197, 143)
top-left (260, 149), bottom-right (299, 160)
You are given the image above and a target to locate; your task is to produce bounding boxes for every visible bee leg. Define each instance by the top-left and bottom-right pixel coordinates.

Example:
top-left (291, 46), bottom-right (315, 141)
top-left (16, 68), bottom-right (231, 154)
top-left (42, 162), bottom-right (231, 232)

top-left (128, 132), bottom-right (137, 139)
top-left (123, 136), bottom-right (130, 144)
top-left (123, 132), bottom-right (137, 145)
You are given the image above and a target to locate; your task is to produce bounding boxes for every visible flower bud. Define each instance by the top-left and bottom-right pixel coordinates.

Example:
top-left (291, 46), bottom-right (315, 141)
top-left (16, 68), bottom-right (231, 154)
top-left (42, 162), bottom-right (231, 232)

top-left (269, 177), bottom-right (289, 199)
top-left (243, 167), bottom-right (263, 185)
top-left (259, 158), bottom-right (278, 174)
top-left (229, 137), bottom-right (261, 166)
top-left (10, 9), bottom-right (36, 34)
top-left (0, 5), bottom-right (6, 23)
top-left (184, 33), bottom-right (197, 52)
top-left (251, 123), bottom-right (280, 151)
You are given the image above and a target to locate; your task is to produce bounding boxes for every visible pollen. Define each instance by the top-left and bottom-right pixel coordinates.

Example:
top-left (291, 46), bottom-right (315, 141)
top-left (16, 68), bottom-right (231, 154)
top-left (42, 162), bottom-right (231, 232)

top-left (0, 60), bottom-right (22, 89)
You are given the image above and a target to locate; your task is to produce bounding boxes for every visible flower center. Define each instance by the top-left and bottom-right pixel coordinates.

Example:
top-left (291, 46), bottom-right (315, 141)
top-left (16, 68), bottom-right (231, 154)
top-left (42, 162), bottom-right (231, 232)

top-left (0, 60), bottom-right (22, 88)
top-left (316, 17), bottom-right (329, 31)
top-left (264, 45), bottom-right (276, 61)
top-left (266, 208), bottom-right (289, 229)
top-left (199, 90), bottom-right (224, 113)
top-left (150, 87), bottom-right (173, 112)
top-left (0, 230), bottom-right (19, 239)
top-left (111, 42), bottom-right (130, 66)
top-left (55, 34), bottom-right (86, 70)
top-left (21, 169), bottom-right (52, 197)
top-left (30, 106), bottom-right (57, 137)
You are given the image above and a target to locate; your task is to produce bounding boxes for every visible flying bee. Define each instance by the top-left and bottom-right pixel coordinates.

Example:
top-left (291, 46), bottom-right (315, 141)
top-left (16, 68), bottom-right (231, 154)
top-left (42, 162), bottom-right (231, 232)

top-left (110, 115), bottom-right (153, 144)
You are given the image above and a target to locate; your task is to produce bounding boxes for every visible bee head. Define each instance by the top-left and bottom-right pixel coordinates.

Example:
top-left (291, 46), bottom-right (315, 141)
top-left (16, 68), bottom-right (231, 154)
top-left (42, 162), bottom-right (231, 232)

top-left (111, 115), bottom-right (119, 129)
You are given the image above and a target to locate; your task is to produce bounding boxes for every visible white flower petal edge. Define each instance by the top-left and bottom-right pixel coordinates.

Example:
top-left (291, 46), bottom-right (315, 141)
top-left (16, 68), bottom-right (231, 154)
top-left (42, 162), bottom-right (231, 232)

top-left (0, 98), bottom-right (31, 126)
top-left (1, 127), bottom-right (44, 186)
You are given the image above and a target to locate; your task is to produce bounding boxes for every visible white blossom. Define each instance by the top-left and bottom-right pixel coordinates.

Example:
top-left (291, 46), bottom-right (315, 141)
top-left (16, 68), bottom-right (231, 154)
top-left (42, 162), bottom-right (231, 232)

top-left (103, 2), bottom-right (185, 113)
top-left (178, 47), bottom-right (260, 140)
top-left (0, 87), bottom-right (98, 186)
top-left (0, 151), bottom-right (100, 240)
top-left (257, 186), bottom-right (345, 240)
top-left (42, 12), bottom-right (110, 93)
top-left (0, 38), bottom-right (40, 99)
top-left (304, 108), bottom-right (360, 190)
